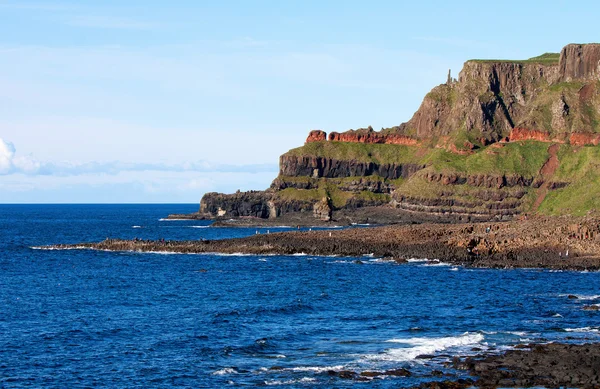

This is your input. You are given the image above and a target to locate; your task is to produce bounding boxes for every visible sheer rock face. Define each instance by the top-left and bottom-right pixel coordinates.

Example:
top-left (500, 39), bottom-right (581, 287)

top-left (315, 44), bottom-right (600, 146)
top-left (399, 61), bottom-right (561, 144)
top-left (560, 43), bottom-right (600, 81)
top-left (279, 155), bottom-right (425, 180)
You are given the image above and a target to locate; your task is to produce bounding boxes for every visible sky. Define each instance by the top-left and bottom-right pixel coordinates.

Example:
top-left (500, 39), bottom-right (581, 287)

top-left (1, 0), bottom-right (599, 203)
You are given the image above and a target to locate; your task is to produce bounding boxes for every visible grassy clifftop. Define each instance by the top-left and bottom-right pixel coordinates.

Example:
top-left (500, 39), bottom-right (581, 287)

top-left (285, 140), bottom-right (550, 177)
top-left (468, 52), bottom-right (560, 65)
top-left (282, 140), bottom-right (600, 217)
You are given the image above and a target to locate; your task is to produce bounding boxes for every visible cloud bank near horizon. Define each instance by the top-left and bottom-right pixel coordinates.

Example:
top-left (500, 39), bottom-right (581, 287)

top-left (0, 138), bottom-right (277, 176)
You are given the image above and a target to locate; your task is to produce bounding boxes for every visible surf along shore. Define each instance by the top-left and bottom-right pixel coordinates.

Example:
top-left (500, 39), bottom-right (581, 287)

top-left (45, 215), bottom-right (600, 271)
top-left (41, 216), bottom-right (600, 387)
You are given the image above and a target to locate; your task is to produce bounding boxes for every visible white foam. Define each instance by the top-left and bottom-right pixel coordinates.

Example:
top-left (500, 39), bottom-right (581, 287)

top-left (265, 377), bottom-right (317, 386)
top-left (505, 331), bottom-right (529, 336)
top-left (159, 218), bottom-right (192, 221)
top-left (292, 252), bottom-right (308, 256)
top-left (212, 368), bottom-right (239, 375)
top-left (423, 261), bottom-right (452, 267)
top-left (565, 327), bottom-right (600, 333)
top-left (285, 365), bottom-right (345, 373)
top-left (31, 245), bottom-right (89, 251)
top-left (450, 267), bottom-right (459, 271)
top-left (364, 332), bottom-right (484, 362)
top-left (560, 294), bottom-right (600, 300)
top-left (406, 258), bottom-right (429, 263)
top-left (132, 225), bottom-right (142, 228)
top-left (553, 313), bottom-right (563, 318)
top-left (258, 258), bottom-right (268, 262)
top-left (188, 225), bottom-right (210, 229)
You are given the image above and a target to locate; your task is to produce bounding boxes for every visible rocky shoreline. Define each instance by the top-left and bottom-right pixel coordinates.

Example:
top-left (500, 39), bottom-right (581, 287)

top-left (43, 215), bottom-right (600, 271)
top-left (321, 343), bottom-right (600, 388)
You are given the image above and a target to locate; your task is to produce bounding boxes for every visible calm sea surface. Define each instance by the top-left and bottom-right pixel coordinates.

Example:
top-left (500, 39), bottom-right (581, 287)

top-left (1, 204), bottom-right (599, 387)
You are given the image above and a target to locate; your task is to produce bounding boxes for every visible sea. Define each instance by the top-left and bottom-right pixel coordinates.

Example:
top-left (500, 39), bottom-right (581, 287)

top-left (1, 204), bottom-right (600, 388)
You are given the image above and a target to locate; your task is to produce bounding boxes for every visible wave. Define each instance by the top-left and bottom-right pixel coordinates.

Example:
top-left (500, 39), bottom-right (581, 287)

top-left (265, 377), bottom-right (317, 386)
top-left (284, 365), bottom-right (345, 373)
top-left (132, 225), bottom-right (142, 228)
top-left (560, 294), bottom-right (600, 300)
top-left (363, 332), bottom-right (484, 362)
top-left (423, 261), bottom-right (452, 267)
top-left (31, 245), bottom-right (89, 251)
top-left (188, 226), bottom-right (210, 229)
top-left (564, 327), bottom-right (600, 333)
top-left (212, 367), bottom-right (240, 375)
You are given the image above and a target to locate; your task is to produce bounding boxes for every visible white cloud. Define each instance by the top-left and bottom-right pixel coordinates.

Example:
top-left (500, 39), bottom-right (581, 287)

top-left (0, 138), bottom-right (15, 173)
top-left (0, 138), bottom-right (278, 177)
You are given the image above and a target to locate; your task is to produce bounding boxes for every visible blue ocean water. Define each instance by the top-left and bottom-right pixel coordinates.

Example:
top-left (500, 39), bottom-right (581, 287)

top-left (1, 204), bottom-right (600, 388)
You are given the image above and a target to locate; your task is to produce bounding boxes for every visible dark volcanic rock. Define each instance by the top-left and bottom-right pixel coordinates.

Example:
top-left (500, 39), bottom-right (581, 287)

top-left (200, 191), bottom-right (273, 218)
top-left (279, 154), bottom-right (425, 180)
top-left (560, 43), bottom-right (600, 81)
top-left (464, 343), bottom-right (600, 388)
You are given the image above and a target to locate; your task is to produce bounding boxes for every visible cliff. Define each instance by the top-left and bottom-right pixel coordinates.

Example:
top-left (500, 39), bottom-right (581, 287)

top-left (198, 43), bottom-right (600, 222)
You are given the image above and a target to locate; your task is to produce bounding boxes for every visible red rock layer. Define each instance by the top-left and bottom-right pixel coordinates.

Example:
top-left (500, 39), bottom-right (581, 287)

top-left (508, 128), bottom-right (552, 142)
top-left (327, 131), bottom-right (418, 146)
top-left (305, 130), bottom-right (327, 143)
top-left (569, 132), bottom-right (600, 146)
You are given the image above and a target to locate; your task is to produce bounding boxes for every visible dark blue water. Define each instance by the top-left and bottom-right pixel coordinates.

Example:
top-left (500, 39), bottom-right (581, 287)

top-left (1, 204), bottom-right (599, 387)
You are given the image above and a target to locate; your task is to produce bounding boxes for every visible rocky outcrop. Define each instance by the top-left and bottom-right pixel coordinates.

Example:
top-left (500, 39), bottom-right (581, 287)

top-left (200, 191), bottom-right (273, 218)
top-left (327, 127), bottom-right (418, 145)
top-left (279, 155), bottom-right (425, 179)
top-left (321, 44), bottom-right (599, 146)
top-left (313, 197), bottom-right (332, 221)
top-left (424, 171), bottom-right (534, 189)
top-left (270, 176), bottom-right (394, 193)
top-left (560, 43), bottom-right (600, 81)
top-left (306, 130), bottom-right (327, 143)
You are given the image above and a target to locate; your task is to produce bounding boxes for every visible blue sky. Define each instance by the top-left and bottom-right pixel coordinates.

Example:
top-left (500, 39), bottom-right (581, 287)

top-left (1, 0), bottom-right (598, 203)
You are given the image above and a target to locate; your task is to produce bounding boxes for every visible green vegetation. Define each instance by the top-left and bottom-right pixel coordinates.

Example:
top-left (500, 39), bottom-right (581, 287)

top-left (548, 81), bottom-right (585, 92)
top-left (275, 188), bottom-right (322, 202)
top-left (285, 141), bottom-right (420, 165)
top-left (539, 145), bottom-right (600, 215)
top-left (426, 84), bottom-right (457, 105)
top-left (286, 140), bottom-right (550, 178)
top-left (283, 137), bottom-right (600, 216)
top-left (274, 185), bottom-right (389, 210)
top-left (468, 52), bottom-right (560, 66)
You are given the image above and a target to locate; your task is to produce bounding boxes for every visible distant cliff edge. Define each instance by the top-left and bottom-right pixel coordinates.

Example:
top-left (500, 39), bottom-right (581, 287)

top-left (188, 43), bottom-right (600, 223)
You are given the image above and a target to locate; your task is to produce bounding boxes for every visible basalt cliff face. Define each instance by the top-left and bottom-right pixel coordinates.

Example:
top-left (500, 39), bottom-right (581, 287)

top-left (198, 44), bottom-right (600, 222)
